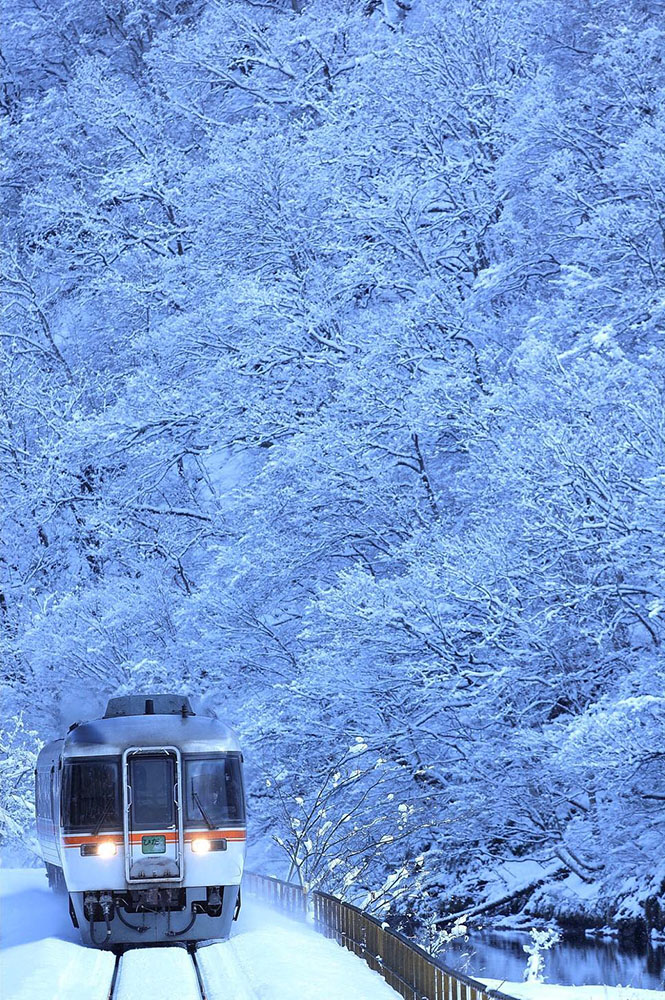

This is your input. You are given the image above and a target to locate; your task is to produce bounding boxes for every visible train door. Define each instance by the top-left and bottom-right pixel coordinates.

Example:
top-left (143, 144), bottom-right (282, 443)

top-left (50, 762), bottom-right (63, 867)
top-left (122, 747), bottom-right (184, 883)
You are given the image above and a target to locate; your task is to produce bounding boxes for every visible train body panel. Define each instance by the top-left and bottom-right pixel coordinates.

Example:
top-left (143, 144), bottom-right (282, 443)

top-left (34, 694), bottom-right (247, 947)
top-left (35, 739), bottom-right (65, 871)
top-left (59, 828), bottom-right (246, 893)
top-left (61, 711), bottom-right (242, 758)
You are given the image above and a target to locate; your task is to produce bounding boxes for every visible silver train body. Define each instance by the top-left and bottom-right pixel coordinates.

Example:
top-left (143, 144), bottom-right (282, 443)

top-left (35, 694), bottom-right (246, 947)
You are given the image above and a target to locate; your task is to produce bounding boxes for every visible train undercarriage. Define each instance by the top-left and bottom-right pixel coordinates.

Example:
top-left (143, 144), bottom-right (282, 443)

top-left (68, 883), bottom-right (241, 947)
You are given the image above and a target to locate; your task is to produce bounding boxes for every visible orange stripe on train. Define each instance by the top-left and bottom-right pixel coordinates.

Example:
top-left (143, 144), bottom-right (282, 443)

top-left (63, 829), bottom-right (246, 847)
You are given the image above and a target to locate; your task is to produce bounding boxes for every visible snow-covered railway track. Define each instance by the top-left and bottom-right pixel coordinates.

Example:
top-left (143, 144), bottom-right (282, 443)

top-left (106, 953), bottom-right (122, 1000)
top-left (3, 871), bottom-right (406, 1000)
top-left (196, 939), bottom-right (261, 1000)
top-left (190, 948), bottom-right (209, 1000)
top-left (108, 946), bottom-right (207, 1000)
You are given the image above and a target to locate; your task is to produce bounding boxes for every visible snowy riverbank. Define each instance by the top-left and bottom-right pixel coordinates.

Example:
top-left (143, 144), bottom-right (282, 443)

top-left (483, 983), bottom-right (664, 1000)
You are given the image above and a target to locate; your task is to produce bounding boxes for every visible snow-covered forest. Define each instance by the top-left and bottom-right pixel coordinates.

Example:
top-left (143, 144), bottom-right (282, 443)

top-left (2, 0), bottom-right (664, 944)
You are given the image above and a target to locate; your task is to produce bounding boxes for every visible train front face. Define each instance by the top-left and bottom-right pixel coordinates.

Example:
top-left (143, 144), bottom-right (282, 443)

top-left (62, 715), bottom-right (246, 947)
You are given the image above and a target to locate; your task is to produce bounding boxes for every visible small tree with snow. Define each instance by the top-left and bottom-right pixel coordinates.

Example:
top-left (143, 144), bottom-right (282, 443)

top-left (269, 739), bottom-right (431, 913)
top-left (523, 927), bottom-right (560, 983)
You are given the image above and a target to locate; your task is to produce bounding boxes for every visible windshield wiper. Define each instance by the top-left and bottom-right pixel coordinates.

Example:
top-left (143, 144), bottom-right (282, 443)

top-left (191, 787), bottom-right (216, 831)
top-left (93, 802), bottom-right (111, 836)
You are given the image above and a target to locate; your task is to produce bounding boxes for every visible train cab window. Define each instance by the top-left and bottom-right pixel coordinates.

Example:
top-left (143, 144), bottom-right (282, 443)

top-left (128, 755), bottom-right (176, 829)
top-left (184, 755), bottom-right (245, 828)
top-left (62, 759), bottom-right (121, 832)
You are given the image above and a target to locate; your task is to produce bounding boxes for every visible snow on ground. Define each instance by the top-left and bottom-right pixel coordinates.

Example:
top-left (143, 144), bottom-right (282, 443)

top-left (483, 981), bottom-right (665, 999)
top-left (197, 898), bottom-right (398, 1000)
top-left (3, 869), bottom-right (663, 1000)
top-left (115, 948), bottom-right (200, 1000)
top-left (0, 869), bottom-right (115, 1000)
top-left (0, 869), bottom-right (396, 1000)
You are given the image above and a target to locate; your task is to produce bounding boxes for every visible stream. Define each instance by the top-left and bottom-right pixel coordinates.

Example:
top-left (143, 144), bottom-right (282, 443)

top-left (436, 929), bottom-right (665, 991)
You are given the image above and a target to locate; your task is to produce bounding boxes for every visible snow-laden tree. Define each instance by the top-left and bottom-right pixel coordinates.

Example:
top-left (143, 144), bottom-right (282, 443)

top-left (3, 0), bottom-right (664, 939)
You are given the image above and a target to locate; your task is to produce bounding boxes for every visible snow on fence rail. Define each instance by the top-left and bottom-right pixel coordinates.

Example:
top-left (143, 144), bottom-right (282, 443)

top-left (244, 872), bottom-right (517, 1000)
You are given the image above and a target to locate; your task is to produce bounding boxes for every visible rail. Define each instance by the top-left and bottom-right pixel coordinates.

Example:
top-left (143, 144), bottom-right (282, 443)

top-left (244, 872), bottom-right (517, 1000)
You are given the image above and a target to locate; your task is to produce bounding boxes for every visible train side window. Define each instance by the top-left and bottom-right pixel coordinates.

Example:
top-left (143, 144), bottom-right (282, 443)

top-left (51, 768), bottom-right (60, 826)
top-left (36, 770), bottom-right (49, 818)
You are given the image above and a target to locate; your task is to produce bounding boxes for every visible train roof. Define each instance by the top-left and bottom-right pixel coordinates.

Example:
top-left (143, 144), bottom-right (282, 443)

top-left (36, 738), bottom-right (65, 770)
top-left (61, 712), bottom-right (242, 759)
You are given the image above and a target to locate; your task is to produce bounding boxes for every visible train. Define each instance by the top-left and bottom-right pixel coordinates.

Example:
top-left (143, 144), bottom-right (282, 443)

top-left (35, 693), bottom-right (246, 948)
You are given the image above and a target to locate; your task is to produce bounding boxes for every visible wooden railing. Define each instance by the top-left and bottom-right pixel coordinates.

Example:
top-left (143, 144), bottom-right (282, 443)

top-left (243, 870), bottom-right (308, 918)
top-left (244, 872), bottom-right (517, 1000)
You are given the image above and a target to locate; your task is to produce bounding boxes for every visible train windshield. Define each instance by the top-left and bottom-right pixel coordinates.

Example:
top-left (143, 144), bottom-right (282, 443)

top-left (63, 759), bottom-right (121, 832)
top-left (128, 754), bottom-right (176, 829)
top-left (184, 755), bottom-right (244, 828)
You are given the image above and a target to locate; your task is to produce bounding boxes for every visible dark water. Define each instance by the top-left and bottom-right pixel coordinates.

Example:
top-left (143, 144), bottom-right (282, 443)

top-left (436, 929), bottom-right (665, 992)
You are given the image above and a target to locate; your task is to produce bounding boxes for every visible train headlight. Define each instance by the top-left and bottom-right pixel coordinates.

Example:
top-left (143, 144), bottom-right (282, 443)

top-left (97, 841), bottom-right (117, 858)
top-left (191, 837), bottom-right (211, 855)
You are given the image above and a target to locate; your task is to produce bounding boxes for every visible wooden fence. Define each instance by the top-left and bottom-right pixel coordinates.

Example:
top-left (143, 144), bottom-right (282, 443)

top-left (243, 870), bottom-right (308, 919)
top-left (244, 872), bottom-right (517, 1000)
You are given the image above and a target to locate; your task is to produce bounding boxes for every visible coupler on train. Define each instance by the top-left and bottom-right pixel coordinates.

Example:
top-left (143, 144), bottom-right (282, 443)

top-left (69, 884), bottom-right (241, 947)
